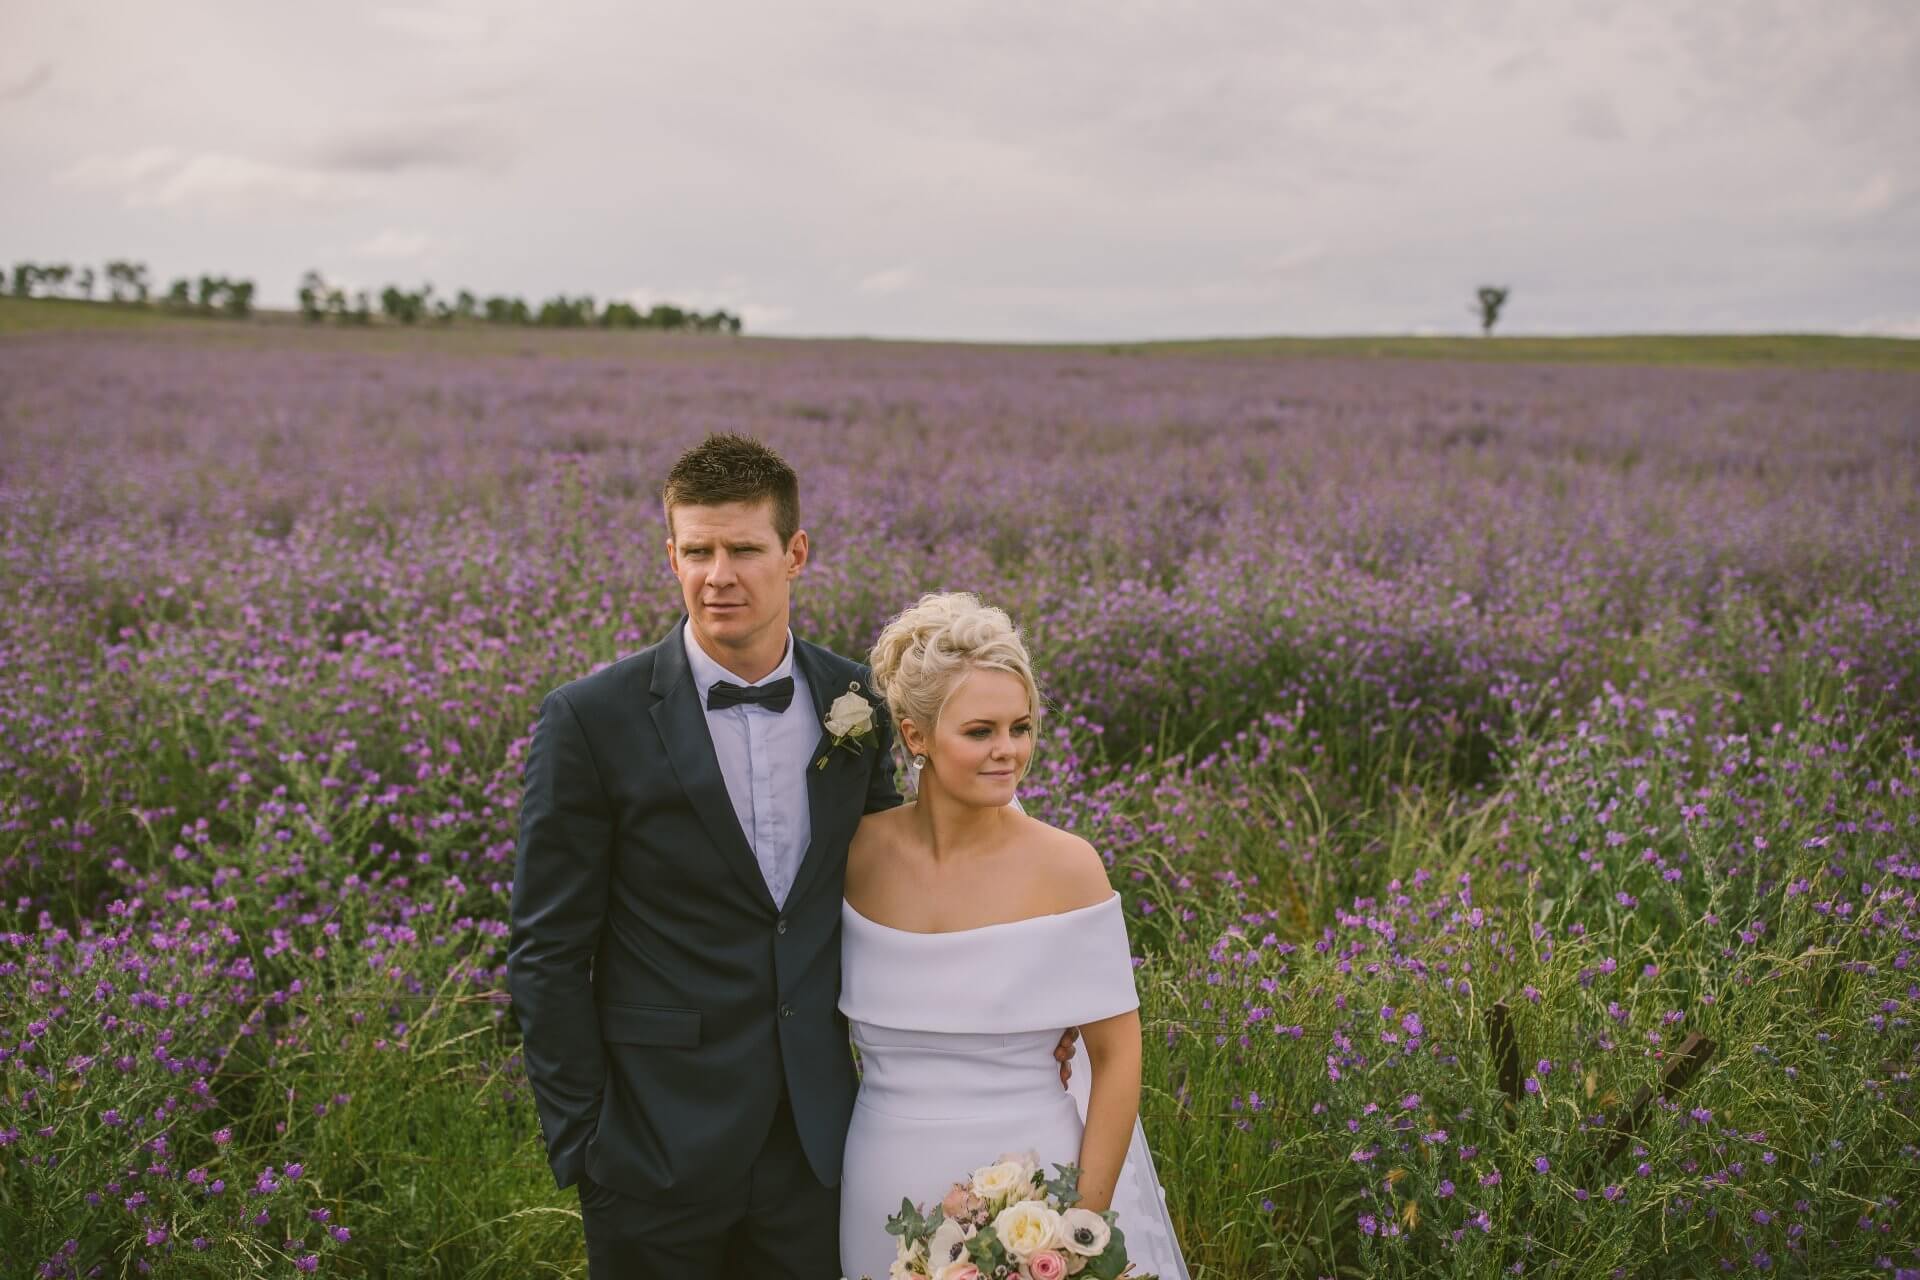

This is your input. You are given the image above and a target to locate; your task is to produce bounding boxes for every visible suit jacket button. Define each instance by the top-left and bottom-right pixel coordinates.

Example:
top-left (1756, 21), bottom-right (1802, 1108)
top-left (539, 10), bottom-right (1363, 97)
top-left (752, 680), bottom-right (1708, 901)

top-left (779, 1003), bottom-right (794, 1018)
top-left (776, 917), bottom-right (789, 935)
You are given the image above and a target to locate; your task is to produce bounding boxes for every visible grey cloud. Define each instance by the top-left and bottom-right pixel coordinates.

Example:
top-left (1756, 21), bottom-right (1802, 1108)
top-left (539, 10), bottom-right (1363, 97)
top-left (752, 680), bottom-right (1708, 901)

top-left (5, 0), bottom-right (1918, 339)
top-left (372, 7), bottom-right (496, 43)
top-left (1566, 91), bottom-right (1626, 141)
top-left (0, 61), bottom-right (53, 103)
top-left (1672, 5), bottom-right (1920, 142)
top-left (309, 116), bottom-right (512, 174)
top-left (1488, 50), bottom-right (1540, 81)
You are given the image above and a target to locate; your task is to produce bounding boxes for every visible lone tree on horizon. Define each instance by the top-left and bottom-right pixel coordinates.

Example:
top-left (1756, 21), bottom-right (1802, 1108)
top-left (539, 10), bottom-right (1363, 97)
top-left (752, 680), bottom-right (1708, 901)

top-left (1475, 285), bottom-right (1510, 336)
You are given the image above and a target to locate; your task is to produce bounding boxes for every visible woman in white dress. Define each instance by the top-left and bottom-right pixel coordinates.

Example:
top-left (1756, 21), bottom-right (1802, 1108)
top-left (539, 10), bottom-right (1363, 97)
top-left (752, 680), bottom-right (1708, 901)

top-left (839, 593), bottom-right (1189, 1280)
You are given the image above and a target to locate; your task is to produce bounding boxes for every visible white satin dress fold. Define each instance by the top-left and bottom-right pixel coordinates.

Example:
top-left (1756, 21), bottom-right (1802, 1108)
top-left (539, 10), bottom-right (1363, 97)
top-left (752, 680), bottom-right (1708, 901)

top-left (838, 892), bottom-right (1190, 1280)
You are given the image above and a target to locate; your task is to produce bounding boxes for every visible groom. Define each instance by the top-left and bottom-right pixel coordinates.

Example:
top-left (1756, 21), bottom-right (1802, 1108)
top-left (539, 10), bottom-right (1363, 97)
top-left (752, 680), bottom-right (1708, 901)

top-left (508, 434), bottom-right (1071, 1279)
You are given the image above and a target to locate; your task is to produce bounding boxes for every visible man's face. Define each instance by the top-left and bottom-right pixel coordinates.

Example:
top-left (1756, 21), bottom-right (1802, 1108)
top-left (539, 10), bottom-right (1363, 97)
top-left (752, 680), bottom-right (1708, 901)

top-left (667, 499), bottom-right (807, 657)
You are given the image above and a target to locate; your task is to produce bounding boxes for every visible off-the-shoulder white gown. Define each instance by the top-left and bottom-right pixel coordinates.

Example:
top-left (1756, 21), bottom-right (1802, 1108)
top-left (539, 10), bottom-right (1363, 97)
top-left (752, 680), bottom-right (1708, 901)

top-left (838, 892), bottom-right (1190, 1280)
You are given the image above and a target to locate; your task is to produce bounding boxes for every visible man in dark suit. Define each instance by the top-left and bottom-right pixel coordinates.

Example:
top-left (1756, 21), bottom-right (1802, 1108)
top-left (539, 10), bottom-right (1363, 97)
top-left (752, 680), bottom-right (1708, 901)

top-left (509, 435), bottom-right (1078, 1278)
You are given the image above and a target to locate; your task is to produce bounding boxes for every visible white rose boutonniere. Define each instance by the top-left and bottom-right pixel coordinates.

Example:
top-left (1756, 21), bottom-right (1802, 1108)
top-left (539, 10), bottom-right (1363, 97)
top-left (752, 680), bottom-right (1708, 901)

top-left (818, 680), bottom-right (877, 768)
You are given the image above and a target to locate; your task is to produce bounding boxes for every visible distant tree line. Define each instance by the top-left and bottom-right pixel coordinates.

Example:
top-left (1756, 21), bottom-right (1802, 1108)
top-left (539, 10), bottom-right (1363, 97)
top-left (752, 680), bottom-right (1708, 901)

top-left (6, 258), bottom-right (742, 334)
top-left (298, 271), bottom-right (742, 333)
top-left (9, 259), bottom-right (256, 317)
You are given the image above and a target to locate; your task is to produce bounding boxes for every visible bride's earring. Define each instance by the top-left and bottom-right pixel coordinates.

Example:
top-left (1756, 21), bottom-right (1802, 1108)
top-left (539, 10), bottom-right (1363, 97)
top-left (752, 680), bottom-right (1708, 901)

top-left (910, 753), bottom-right (927, 773)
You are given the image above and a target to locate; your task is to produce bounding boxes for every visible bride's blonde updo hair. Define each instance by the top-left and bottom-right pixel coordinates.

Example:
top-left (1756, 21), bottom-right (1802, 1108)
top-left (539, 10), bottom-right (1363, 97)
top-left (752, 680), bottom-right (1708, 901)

top-left (868, 592), bottom-right (1043, 746)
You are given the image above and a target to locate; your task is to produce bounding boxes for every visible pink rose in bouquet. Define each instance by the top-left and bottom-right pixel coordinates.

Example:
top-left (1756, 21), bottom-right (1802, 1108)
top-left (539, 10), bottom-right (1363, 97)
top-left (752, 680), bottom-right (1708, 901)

top-left (1028, 1250), bottom-right (1068, 1280)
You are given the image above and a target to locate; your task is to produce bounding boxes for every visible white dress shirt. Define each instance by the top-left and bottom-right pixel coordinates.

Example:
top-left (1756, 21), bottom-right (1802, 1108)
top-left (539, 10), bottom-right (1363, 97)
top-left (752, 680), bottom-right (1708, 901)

top-left (681, 621), bottom-right (815, 907)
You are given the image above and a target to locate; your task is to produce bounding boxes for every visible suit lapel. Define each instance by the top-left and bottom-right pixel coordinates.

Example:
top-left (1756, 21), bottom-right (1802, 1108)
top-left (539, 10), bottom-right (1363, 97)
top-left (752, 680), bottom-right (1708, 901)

top-left (787, 639), bottom-right (863, 908)
top-left (648, 621), bottom-right (779, 916)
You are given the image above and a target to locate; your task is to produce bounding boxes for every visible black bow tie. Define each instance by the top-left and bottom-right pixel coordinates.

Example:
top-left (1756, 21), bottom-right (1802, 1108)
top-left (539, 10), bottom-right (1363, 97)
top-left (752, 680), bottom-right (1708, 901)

top-left (706, 676), bottom-right (795, 714)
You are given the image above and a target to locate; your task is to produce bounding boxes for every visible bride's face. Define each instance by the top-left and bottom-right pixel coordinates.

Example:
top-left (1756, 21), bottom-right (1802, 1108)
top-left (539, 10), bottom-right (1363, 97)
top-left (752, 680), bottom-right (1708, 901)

top-left (907, 669), bottom-right (1034, 807)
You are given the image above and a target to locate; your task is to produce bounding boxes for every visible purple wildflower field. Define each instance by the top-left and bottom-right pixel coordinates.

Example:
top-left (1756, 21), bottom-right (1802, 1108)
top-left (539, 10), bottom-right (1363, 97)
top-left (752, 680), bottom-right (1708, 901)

top-left (3, 327), bottom-right (1918, 1278)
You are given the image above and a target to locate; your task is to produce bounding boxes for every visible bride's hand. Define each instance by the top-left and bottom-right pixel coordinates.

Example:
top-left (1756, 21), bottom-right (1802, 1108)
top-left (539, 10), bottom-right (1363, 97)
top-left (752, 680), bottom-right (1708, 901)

top-left (1054, 1026), bottom-right (1079, 1087)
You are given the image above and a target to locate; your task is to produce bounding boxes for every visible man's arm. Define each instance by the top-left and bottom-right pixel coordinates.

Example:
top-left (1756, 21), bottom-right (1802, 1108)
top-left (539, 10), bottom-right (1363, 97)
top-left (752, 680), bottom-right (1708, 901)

top-left (507, 688), bottom-right (614, 1189)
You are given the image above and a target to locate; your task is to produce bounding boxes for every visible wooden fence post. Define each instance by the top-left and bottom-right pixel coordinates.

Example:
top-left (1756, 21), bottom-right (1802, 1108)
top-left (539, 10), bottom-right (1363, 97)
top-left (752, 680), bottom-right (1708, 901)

top-left (1486, 1001), bottom-right (1523, 1123)
top-left (1600, 1032), bottom-right (1717, 1164)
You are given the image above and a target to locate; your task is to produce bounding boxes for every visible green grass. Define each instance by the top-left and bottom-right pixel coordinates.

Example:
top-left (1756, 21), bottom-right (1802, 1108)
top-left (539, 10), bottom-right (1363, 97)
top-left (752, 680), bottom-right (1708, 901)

top-left (0, 296), bottom-right (212, 335)
top-left (1062, 686), bottom-right (1920, 1278)
top-left (1083, 332), bottom-right (1920, 372)
top-left (6, 295), bottom-right (1917, 371)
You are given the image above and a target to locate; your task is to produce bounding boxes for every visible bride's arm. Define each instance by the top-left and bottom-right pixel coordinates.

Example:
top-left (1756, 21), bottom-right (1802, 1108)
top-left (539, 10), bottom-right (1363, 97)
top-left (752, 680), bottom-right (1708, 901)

top-left (1072, 1008), bottom-right (1143, 1212)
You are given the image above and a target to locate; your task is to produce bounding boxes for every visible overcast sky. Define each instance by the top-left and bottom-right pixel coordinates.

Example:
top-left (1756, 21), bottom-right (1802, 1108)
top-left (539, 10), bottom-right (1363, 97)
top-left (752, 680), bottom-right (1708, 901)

top-left (3, 0), bottom-right (1916, 340)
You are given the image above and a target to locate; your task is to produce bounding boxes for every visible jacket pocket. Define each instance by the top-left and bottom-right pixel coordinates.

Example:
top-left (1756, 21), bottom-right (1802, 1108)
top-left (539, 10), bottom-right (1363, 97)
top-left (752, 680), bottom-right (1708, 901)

top-left (598, 1002), bottom-right (701, 1048)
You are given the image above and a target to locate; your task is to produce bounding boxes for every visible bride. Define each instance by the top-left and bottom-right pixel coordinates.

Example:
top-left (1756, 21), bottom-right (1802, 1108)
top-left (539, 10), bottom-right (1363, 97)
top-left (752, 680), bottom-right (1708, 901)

top-left (838, 593), bottom-right (1189, 1280)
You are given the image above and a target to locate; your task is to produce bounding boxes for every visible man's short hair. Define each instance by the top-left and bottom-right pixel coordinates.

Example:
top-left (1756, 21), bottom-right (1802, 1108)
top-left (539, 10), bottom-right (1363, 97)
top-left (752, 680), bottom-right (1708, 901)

top-left (662, 434), bottom-right (801, 545)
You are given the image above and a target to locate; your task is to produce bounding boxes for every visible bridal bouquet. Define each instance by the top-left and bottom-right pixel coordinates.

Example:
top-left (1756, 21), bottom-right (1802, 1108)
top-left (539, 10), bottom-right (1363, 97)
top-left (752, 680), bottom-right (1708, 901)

top-left (871, 1152), bottom-right (1153, 1280)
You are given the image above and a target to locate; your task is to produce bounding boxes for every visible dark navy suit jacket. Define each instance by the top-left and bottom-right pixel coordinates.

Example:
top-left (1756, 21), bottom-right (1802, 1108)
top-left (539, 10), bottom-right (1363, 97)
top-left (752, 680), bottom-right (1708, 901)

top-left (507, 621), bottom-right (902, 1199)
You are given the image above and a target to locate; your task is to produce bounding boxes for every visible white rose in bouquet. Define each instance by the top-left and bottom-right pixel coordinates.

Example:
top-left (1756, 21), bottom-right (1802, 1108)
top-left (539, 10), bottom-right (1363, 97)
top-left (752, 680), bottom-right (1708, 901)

top-left (969, 1159), bottom-right (1029, 1204)
top-left (991, 1201), bottom-right (1063, 1260)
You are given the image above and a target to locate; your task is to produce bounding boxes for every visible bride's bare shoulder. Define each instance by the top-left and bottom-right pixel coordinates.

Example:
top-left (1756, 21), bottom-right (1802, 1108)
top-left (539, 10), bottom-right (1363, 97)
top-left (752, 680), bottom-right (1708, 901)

top-left (1016, 815), bottom-right (1113, 913)
top-left (848, 805), bottom-right (914, 887)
